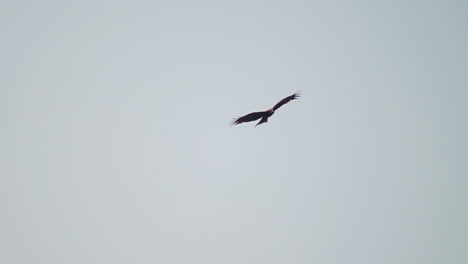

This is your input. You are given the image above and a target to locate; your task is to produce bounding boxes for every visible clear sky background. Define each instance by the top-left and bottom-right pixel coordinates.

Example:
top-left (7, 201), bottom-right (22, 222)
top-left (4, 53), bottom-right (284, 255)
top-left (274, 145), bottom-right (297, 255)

top-left (1, 1), bottom-right (467, 263)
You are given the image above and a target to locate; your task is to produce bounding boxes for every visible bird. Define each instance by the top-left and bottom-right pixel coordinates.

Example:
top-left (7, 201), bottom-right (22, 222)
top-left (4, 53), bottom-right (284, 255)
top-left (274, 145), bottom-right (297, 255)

top-left (232, 91), bottom-right (301, 127)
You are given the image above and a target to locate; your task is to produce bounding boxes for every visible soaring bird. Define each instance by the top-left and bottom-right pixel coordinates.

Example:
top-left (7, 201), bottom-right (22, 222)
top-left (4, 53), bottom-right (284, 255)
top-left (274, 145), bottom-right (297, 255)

top-left (232, 92), bottom-right (301, 127)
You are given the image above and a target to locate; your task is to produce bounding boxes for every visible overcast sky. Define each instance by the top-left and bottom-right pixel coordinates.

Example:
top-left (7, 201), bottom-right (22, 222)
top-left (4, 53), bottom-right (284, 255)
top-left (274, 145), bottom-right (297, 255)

top-left (1, 1), bottom-right (467, 263)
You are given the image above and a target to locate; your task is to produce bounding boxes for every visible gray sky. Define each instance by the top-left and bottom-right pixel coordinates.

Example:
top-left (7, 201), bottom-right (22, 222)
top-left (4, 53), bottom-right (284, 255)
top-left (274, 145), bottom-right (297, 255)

top-left (1, 1), bottom-right (467, 263)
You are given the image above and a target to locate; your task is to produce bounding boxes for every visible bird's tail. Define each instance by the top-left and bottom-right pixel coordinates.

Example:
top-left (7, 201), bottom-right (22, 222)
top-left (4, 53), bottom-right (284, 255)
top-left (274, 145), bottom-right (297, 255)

top-left (255, 117), bottom-right (268, 127)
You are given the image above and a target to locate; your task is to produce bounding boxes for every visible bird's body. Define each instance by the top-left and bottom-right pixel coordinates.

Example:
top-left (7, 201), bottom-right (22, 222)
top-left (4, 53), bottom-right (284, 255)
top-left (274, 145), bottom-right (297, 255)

top-left (232, 92), bottom-right (300, 127)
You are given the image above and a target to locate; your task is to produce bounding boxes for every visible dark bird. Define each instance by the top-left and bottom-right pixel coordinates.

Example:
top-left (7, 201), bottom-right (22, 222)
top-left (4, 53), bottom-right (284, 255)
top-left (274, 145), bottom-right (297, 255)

top-left (232, 92), bottom-right (301, 127)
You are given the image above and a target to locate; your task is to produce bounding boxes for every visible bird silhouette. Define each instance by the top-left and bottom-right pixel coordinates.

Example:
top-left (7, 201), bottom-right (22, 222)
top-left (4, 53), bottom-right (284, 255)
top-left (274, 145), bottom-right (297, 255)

top-left (232, 92), bottom-right (301, 127)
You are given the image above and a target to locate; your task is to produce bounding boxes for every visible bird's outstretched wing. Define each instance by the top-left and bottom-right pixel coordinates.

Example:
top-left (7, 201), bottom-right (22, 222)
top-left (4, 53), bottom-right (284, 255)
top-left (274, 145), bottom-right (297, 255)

top-left (272, 92), bottom-right (301, 111)
top-left (232, 111), bottom-right (266, 125)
